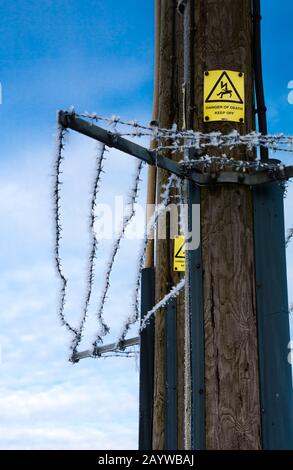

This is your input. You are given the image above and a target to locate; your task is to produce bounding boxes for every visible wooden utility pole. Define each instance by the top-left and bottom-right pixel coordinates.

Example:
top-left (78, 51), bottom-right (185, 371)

top-left (153, 0), bottom-right (185, 450)
top-left (193, 0), bottom-right (261, 449)
top-left (145, 0), bottom-right (160, 270)
top-left (152, 0), bottom-right (262, 450)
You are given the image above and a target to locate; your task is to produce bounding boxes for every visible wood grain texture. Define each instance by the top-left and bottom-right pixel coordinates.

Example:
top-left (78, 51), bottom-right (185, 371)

top-left (193, 0), bottom-right (262, 449)
top-left (201, 184), bottom-right (261, 449)
top-left (145, 0), bottom-right (161, 270)
top-left (152, 0), bottom-right (185, 450)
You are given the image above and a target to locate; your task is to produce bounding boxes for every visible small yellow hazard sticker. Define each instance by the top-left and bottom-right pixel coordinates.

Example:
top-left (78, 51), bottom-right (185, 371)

top-left (203, 70), bottom-right (245, 123)
top-left (173, 235), bottom-right (186, 272)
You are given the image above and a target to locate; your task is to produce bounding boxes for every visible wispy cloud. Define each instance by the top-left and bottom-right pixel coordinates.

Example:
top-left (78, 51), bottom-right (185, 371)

top-left (0, 383), bottom-right (138, 450)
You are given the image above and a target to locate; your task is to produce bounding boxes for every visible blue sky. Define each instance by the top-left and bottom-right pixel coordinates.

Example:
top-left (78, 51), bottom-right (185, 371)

top-left (0, 0), bottom-right (292, 450)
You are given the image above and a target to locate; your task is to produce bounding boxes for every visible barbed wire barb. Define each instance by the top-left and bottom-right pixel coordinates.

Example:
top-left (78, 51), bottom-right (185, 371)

top-left (140, 278), bottom-right (186, 332)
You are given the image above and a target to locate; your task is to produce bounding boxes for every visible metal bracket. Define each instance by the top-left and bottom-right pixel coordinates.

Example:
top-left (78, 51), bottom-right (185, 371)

top-left (58, 111), bottom-right (293, 187)
top-left (72, 336), bottom-right (139, 362)
top-left (165, 298), bottom-right (178, 450)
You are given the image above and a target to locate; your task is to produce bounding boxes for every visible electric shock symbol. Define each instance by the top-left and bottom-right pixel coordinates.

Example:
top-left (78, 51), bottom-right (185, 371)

top-left (205, 71), bottom-right (243, 104)
top-left (217, 81), bottom-right (233, 99)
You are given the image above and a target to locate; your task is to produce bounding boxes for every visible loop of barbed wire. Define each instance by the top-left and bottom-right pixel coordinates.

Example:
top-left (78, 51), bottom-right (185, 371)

top-left (55, 111), bottom-right (293, 360)
top-left (54, 124), bottom-right (147, 360)
top-left (54, 124), bottom-right (78, 337)
top-left (92, 159), bottom-right (145, 354)
top-left (70, 143), bottom-right (108, 359)
top-left (114, 173), bottom-right (178, 350)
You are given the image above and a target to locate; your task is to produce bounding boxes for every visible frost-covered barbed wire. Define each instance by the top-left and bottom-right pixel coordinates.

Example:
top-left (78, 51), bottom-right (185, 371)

top-left (115, 174), bottom-right (178, 348)
top-left (79, 111), bottom-right (293, 144)
top-left (286, 228), bottom-right (293, 247)
top-left (56, 111), bottom-right (293, 362)
top-left (77, 111), bottom-right (293, 153)
top-left (53, 124), bottom-right (78, 337)
top-left (140, 278), bottom-right (186, 332)
top-left (98, 351), bottom-right (138, 359)
top-left (80, 111), bottom-right (161, 134)
top-left (92, 160), bottom-right (145, 352)
top-left (153, 138), bottom-right (293, 155)
top-left (179, 154), bottom-right (287, 174)
top-left (70, 143), bottom-right (107, 359)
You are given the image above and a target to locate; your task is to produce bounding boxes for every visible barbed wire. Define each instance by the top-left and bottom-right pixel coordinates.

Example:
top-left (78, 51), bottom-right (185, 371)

top-left (53, 119), bottom-right (147, 360)
top-left (53, 124), bottom-right (78, 337)
top-left (92, 159), bottom-right (145, 353)
top-left (80, 110), bottom-right (293, 143)
top-left (56, 111), bottom-right (293, 362)
top-left (70, 143), bottom-right (108, 359)
top-left (179, 154), bottom-right (287, 174)
top-left (140, 278), bottom-right (186, 332)
top-left (164, 137), bottom-right (292, 156)
top-left (54, 123), bottom-right (146, 359)
top-left (76, 111), bottom-right (293, 154)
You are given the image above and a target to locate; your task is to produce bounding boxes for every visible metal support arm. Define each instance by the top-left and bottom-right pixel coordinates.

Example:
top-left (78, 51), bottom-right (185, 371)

top-left (58, 111), bottom-right (293, 187)
top-left (72, 336), bottom-right (140, 362)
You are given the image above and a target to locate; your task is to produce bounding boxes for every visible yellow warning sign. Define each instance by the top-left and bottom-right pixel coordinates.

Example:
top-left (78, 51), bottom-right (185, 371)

top-left (203, 70), bottom-right (245, 123)
top-left (173, 235), bottom-right (186, 272)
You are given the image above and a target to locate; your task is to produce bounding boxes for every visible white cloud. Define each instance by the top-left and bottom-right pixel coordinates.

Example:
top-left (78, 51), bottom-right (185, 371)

top-left (0, 425), bottom-right (137, 450)
top-left (0, 134), bottom-right (147, 449)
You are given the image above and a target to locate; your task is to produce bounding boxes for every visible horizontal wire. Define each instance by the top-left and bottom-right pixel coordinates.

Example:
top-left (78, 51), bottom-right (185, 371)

top-left (75, 110), bottom-right (293, 153)
top-left (56, 111), bottom-right (293, 362)
top-left (179, 155), bottom-right (287, 173)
